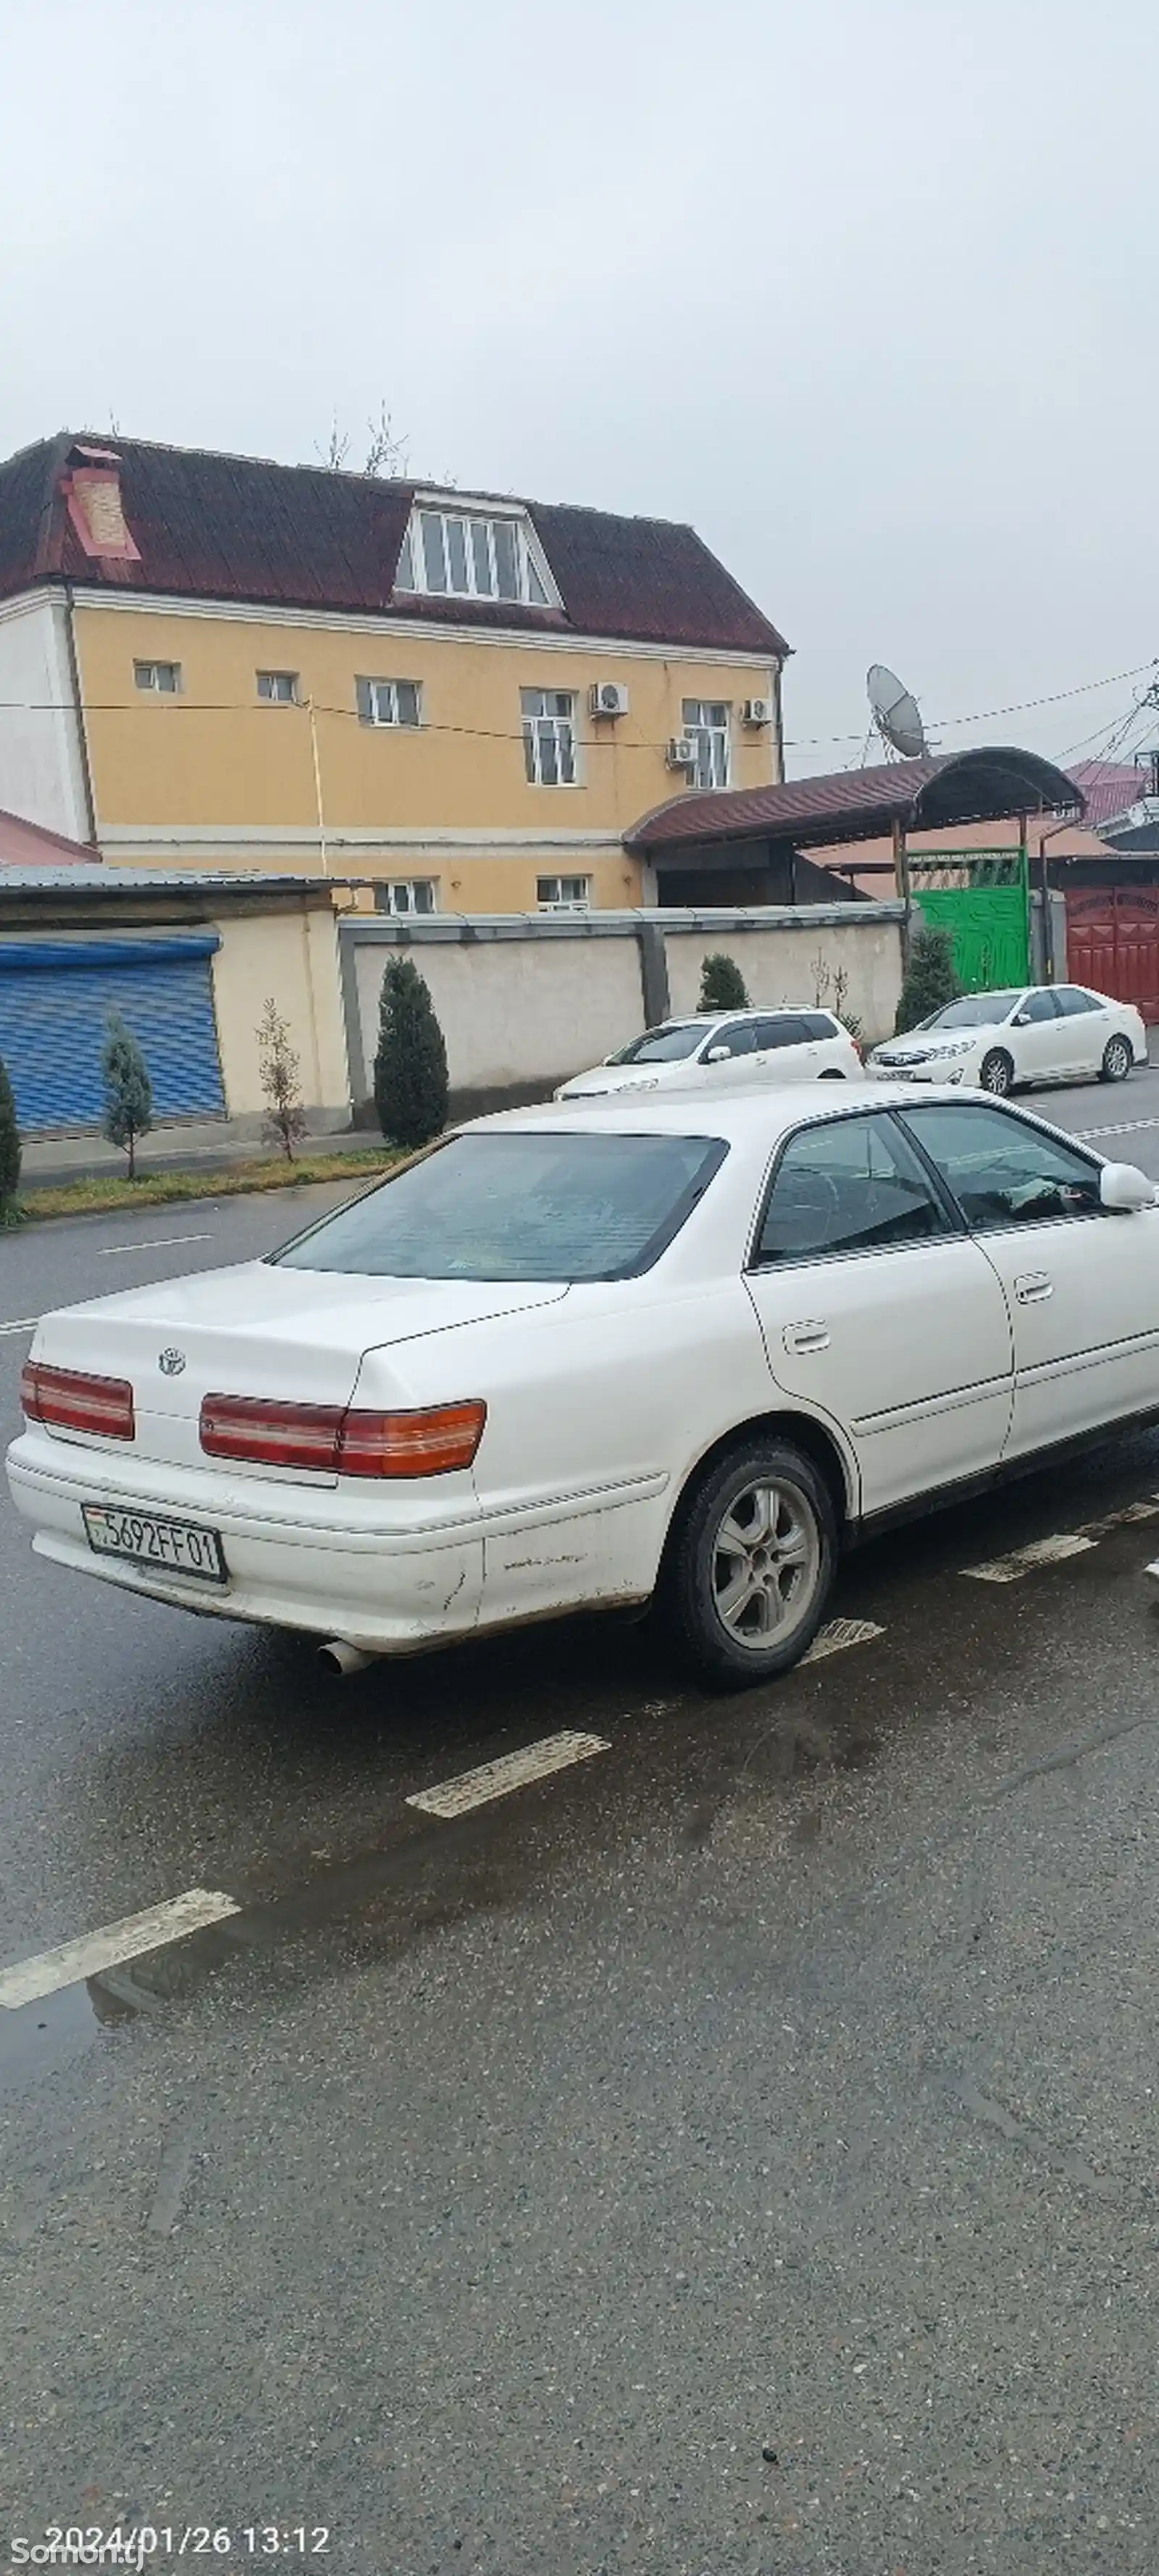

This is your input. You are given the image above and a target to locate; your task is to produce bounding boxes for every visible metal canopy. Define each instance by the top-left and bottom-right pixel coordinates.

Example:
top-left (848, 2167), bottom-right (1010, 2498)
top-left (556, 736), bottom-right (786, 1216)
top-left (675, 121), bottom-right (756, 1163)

top-left (627, 748), bottom-right (1084, 856)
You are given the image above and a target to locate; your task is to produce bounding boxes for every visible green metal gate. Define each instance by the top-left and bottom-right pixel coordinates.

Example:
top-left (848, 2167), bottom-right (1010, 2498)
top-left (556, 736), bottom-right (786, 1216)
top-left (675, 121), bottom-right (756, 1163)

top-left (911, 850), bottom-right (1031, 992)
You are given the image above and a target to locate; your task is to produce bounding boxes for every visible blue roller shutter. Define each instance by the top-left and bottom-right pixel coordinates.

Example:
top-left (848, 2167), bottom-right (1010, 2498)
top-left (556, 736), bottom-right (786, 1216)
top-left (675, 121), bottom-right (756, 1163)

top-left (0, 936), bottom-right (225, 1134)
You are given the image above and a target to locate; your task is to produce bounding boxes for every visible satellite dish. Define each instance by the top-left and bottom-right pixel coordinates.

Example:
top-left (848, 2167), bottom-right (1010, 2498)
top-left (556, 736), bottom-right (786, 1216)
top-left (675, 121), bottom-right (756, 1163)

top-left (867, 663), bottom-right (927, 760)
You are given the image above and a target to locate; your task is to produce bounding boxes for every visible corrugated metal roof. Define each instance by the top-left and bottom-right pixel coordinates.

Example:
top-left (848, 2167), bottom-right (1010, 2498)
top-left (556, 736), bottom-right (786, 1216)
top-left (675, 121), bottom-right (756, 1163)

top-left (628, 749), bottom-right (1084, 853)
top-left (1067, 761), bottom-right (1154, 830)
top-left (0, 807), bottom-right (96, 867)
top-left (0, 435), bottom-right (790, 658)
top-left (0, 867), bottom-right (335, 893)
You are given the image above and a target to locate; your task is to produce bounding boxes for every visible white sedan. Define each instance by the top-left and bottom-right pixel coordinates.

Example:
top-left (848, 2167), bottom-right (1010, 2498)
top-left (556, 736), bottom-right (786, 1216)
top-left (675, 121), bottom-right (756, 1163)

top-left (7, 1087), bottom-right (1158, 1689)
top-left (556, 1006), bottom-right (861, 1099)
top-left (871, 982), bottom-right (1146, 1095)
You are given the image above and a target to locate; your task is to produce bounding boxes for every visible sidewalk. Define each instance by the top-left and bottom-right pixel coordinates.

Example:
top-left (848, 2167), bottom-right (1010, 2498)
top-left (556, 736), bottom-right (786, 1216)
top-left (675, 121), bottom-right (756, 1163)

top-left (18, 1115), bottom-right (372, 1192)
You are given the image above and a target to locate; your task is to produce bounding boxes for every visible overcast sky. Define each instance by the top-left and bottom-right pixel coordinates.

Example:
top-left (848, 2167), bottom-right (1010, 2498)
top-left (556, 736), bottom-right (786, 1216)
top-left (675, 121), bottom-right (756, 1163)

top-left (2, 0), bottom-right (1155, 778)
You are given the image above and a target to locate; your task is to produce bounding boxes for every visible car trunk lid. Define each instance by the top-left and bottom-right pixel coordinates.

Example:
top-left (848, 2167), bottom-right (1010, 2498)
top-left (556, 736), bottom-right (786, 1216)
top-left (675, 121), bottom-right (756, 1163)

top-left (30, 1263), bottom-right (569, 1476)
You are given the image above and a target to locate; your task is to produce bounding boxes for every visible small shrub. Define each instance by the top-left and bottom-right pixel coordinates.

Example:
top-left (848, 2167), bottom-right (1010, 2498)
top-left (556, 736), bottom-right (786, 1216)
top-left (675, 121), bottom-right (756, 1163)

top-left (831, 963), bottom-right (863, 1046)
top-left (698, 952), bottom-right (750, 1012)
top-left (101, 1009), bottom-right (154, 1180)
top-left (373, 955), bottom-right (449, 1150)
top-left (0, 1055), bottom-right (21, 1219)
top-left (894, 926), bottom-right (961, 1034)
top-left (257, 997), bottom-right (308, 1161)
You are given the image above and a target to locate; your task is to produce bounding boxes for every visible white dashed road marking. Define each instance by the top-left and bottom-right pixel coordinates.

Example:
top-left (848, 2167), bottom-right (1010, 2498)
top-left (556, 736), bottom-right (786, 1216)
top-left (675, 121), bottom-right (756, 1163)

top-left (963, 1534), bottom-right (1097, 1583)
top-left (95, 1232), bottom-right (212, 1256)
top-left (963, 1497), bottom-right (1159, 1583)
top-left (1074, 1116), bottom-right (1159, 1142)
top-left (0, 1889), bottom-right (240, 2010)
top-left (0, 1316), bottom-right (38, 1336)
top-left (407, 1730), bottom-right (610, 1819)
top-left (1076, 1499), bottom-right (1159, 1539)
top-left (803, 1617), bottom-right (885, 1663)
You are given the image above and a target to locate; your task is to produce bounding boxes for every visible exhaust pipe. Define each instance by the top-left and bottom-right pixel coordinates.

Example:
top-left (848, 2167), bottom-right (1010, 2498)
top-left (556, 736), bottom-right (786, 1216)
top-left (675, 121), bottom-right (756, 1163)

top-left (317, 1639), bottom-right (380, 1678)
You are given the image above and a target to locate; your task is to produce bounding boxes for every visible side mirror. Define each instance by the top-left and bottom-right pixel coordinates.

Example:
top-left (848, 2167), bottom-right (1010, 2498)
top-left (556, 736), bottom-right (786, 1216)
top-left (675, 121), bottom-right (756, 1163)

top-left (704, 1045), bottom-right (731, 1063)
top-left (1100, 1161), bottom-right (1155, 1213)
top-left (1012, 1011), bottom-right (1032, 1026)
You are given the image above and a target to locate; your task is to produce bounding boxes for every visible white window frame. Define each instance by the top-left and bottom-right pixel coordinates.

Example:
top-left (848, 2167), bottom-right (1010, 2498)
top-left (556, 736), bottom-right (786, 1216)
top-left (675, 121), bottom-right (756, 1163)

top-left (522, 688), bottom-right (579, 789)
top-left (395, 503), bottom-right (557, 609)
top-left (537, 874), bottom-right (591, 912)
top-left (356, 677), bottom-right (422, 729)
top-left (682, 698), bottom-right (732, 790)
top-left (380, 879), bottom-right (438, 916)
top-left (134, 659), bottom-right (181, 694)
top-left (256, 669), bottom-right (300, 704)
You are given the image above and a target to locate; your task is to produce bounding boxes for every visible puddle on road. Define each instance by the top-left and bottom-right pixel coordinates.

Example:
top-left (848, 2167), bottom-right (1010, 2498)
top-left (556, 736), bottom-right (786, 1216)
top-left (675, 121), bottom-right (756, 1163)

top-left (0, 1981), bottom-right (103, 2098)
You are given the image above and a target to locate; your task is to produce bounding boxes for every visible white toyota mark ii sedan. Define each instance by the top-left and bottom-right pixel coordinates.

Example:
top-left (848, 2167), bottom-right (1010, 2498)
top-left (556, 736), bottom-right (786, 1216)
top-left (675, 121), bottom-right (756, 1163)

top-left (7, 1086), bottom-right (1158, 1687)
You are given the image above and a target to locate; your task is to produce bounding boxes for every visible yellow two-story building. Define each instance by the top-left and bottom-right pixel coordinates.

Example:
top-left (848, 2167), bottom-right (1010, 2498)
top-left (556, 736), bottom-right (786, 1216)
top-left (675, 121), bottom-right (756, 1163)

top-left (0, 434), bottom-right (790, 913)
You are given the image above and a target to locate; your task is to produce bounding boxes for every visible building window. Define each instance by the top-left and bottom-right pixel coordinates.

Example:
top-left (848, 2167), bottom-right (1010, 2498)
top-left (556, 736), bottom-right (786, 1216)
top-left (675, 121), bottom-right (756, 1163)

top-left (537, 875), bottom-right (591, 911)
top-left (396, 509), bottom-right (553, 607)
top-left (356, 677), bottom-right (422, 728)
top-left (257, 670), bottom-right (299, 703)
top-left (134, 659), bottom-right (181, 693)
top-left (682, 698), bottom-right (731, 790)
top-left (522, 688), bottom-right (577, 787)
top-left (378, 880), bottom-right (438, 916)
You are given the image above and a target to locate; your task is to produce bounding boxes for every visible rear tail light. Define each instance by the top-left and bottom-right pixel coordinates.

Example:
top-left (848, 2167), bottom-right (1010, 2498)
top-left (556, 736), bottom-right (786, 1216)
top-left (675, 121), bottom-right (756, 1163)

top-left (21, 1361), bottom-right (135, 1442)
top-left (199, 1394), bottom-right (486, 1479)
top-left (199, 1396), bottom-right (345, 1473)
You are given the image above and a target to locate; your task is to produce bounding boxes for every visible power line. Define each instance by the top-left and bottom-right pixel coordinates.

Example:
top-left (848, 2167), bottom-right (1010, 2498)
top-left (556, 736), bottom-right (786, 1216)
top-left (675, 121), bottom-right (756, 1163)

top-left (1, 656), bottom-right (1155, 764)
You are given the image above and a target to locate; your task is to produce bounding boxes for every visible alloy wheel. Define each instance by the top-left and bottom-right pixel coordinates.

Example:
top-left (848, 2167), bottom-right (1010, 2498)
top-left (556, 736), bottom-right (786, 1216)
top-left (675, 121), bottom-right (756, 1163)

top-left (711, 1476), bottom-right (819, 1649)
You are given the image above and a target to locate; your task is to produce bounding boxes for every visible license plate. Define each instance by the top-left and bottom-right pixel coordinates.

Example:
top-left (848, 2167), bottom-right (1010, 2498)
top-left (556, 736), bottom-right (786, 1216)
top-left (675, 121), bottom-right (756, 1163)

top-left (82, 1504), bottom-right (227, 1584)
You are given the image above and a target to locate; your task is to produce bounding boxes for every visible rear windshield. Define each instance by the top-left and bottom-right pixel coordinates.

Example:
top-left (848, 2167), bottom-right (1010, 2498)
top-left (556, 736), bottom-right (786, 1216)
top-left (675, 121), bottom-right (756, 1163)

top-left (922, 992), bottom-right (1022, 1030)
top-left (272, 1131), bottom-right (729, 1283)
top-left (609, 1024), bottom-right (706, 1065)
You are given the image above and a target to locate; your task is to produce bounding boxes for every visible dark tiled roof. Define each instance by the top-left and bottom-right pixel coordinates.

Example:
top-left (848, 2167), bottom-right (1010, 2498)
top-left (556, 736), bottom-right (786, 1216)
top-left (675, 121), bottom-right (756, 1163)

top-left (0, 806), bottom-right (96, 867)
top-left (628, 748), bottom-right (1084, 853)
top-left (0, 435), bottom-right (789, 656)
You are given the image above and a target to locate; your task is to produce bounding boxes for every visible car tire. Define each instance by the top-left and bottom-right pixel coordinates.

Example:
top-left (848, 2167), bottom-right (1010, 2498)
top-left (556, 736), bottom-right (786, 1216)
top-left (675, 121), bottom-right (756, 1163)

top-left (979, 1048), bottom-right (1014, 1097)
top-left (666, 1438), bottom-right (837, 1688)
top-left (1100, 1034), bottom-right (1133, 1084)
top-left (818, 1069), bottom-right (846, 1079)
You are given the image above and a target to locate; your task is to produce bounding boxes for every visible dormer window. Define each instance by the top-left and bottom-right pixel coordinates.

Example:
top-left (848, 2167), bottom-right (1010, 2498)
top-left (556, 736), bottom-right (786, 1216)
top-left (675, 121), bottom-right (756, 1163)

top-left (394, 504), bottom-right (555, 609)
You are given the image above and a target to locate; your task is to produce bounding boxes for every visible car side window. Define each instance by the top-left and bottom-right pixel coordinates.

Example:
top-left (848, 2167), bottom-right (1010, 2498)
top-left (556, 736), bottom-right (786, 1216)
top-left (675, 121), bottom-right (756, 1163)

top-left (753, 1113), bottom-right (950, 1266)
top-left (900, 1103), bottom-right (1103, 1229)
top-left (1055, 986), bottom-right (1101, 1017)
top-left (1019, 990), bottom-right (1060, 1023)
top-left (756, 1015), bottom-right (811, 1050)
top-left (708, 1021), bottom-right (759, 1058)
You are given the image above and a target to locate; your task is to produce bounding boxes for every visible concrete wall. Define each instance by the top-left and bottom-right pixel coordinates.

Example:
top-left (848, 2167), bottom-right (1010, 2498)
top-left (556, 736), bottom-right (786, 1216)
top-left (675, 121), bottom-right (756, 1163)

top-left (664, 915), bottom-right (901, 1036)
top-left (347, 921), bottom-right (643, 1108)
top-left (0, 591), bottom-right (91, 841)
top-left (211, 903), bottom-right (350, 1126)
top-left (342, 904), bottom-right (905, 1117)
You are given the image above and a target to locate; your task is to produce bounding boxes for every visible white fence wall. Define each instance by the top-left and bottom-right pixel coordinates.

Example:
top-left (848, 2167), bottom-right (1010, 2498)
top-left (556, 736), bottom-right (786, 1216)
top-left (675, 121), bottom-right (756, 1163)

top-left (340, 904), bottom-right (905, 1117)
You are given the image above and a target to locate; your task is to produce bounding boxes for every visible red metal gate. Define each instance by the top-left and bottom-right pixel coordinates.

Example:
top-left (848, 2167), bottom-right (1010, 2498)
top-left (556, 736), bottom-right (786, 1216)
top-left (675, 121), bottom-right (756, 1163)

top-left (1066, 887), bottom-right (1159, 1022)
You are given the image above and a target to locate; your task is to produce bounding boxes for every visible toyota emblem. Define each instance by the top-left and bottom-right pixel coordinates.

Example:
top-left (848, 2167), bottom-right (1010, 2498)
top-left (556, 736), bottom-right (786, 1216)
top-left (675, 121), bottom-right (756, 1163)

top-left (159, 1348), bottom-right (186, 1377)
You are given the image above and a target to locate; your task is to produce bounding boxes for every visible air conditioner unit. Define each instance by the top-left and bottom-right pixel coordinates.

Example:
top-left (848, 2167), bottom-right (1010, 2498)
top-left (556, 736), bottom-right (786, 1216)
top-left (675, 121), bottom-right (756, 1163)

top-left (743, 696), bottom-right (773, 725)
top-left (590, 681), bottom-right (629, 718)
top-left (667, 736), bottom-right (698, 770)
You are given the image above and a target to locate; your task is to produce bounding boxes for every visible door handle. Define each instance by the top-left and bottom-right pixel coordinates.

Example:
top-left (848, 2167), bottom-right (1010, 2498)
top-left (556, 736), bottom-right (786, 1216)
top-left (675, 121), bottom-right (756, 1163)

top-left (784, 1319), bottom-right (831, 1353)
top-left (1014, 1272), bottom-right (1053, 1304)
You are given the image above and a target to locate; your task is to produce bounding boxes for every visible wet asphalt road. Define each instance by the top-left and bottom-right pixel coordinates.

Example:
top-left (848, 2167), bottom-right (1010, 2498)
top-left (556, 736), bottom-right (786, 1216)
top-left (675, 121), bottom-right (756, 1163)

top-left (4, 1077), bottom-right (1159, 2575)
